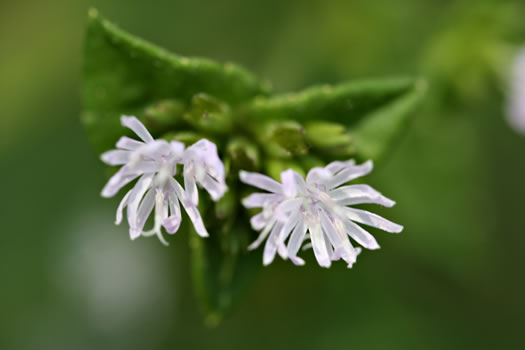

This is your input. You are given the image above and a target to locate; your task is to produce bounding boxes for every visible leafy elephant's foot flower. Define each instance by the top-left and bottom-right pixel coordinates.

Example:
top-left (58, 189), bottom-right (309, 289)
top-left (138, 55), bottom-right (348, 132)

top-left (100, 115), bottom-right (226, 245)
top-left (240, 160), bottom-right (403, 268)
top-left (507, 48), bottom-right (525, 134)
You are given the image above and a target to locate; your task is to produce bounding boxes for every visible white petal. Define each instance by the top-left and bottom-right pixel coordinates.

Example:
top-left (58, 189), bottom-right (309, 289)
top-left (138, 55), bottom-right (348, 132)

top-left (325, 159), bottom-right (355, 174)
top-left (329, 184), bottom-right (395, 207)
top-left (345, 248), bottom-right (361, 268)
top-left (249, 212), bottom-right (268, 231)
top-left (287, 219), bottom-right (307, 261)
top-left (101, 166), bottom-right (140, 198)
top-left (239, 171), bottom-right (282, 194)
top-left (101, 150), bottom-right (130, 166)
top-left (306, 167), bottom-right (332, 186)
top-left (115, 189), bottom-right (132, 225)
top-left (248, 218), bottom-right (276, 250)
top-left (290, 256), bottom-right (305, 266)
top-left (263, 222), bottom-right (284, 266)
top-left (308, 219), bottom-right (331, 268)
top-left (344, 207), bottom-right (403, 233)
top-left (320, 211), bottom-right (343, 250)
top-left (169, 140), bottom-right (185, 156)
top-left (280, 169), bottom-right (297, 197)
top-left (133, 140), bottom-right (170, 162)
top-left (274, 198), bottom-right (303, 222)
top-left (127, 160), bottom-right (160, 174)
top-left (134, 188), bottom-right (156, 234)
top-left (170, 177), bottom-right (209, 237)
top-left (275, 212), bottom-right (300, 259)
top-left (200, 173), bottom-right (227, 201)
top-left (126, 174), bottom-right (154, 239)
top-left (507, 48), bottom-right (525, 134)
top-left (164, 192), bottom-right (182, 234)
top-left (242, 193), bottom-right (280, 209)
top-left (342, 219), bottom-right (380, 250)
top-left (116, 136), bottom-right (143, 150)
top-left (320, 211), bottom-right (358, 264)
top-left (326, 160), bottom-right (373, 189)
top-left (121, 115), bottom-right (154, 143)
top-left (184, 174), bottom-right (198, 205)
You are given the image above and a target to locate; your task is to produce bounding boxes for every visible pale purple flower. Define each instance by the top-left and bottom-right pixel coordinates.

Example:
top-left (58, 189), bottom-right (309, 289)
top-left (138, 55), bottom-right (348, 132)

top-left (100, 115), bottom-right (226, 245)
top-left (240, 160), bottom-right (403, 268)
top-left (507, 48), bottom-right (525, 134)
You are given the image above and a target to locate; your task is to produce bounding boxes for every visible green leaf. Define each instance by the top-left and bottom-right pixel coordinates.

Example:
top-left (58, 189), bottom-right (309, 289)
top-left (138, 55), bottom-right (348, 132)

top-left (349, 79), bottom-right (427, 161)
top-left (81, 9), bottom-right (270, 153)
top-left (243, 77), bottom-right (425, 160)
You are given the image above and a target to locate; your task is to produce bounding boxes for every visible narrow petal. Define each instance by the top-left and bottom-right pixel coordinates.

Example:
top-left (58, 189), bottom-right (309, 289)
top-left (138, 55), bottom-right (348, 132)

top-left (249, 212), bottom-right (268, 231)
top-left (280, 169), bottom-right (297, 197)
top-left (306, 167), bottom-right (332, 187)
top-left (170, 178), bottom-right (209, 237)
top-left (248, 218), bottom-right (276, 250)
top-left (326, 160), bottom-right (373, 189)
top-left (325, 159), bottom-right (355, 174)
top-left (169, 140), bottom-right (185, 156)
top-left (263, 222), bottom-right (284, 266)
top-left (275, 212), bottom-right (300, 260)
top-left (126, 160), bottom-right (159, 174)
top-left (116, 136), bottom-right (143, 150)
top-left (242, 193), bottom-right (280, 209)
top-left (274, 198), bottom-right (303, 222)
top-left (184, 174), bottom-right (198, 205)
top-left (133, 188), bottom-right (156, 235)
top-left (344, 207), bottom-right (403, 233)
top-left (329, 184), bottom-right (395, 207)
top-left (342, 219), bottom-right (380, 250)
top-left (101, 166), bottom-right (140, 198)
top-left (320, 211), bottom-right (357, 263)
top-left (287, 219), bottom-right (307, 261)
top-left (319, 211), bottom-right (343, 250)
top-left (239, 171), bottom-right (282, 194)
top-left (121, 115), bottom-right (154, 143)
top-left (164, 192), bottom-right (182, 234)
top-left (126, 174), bottom-right (154, 239)
top-left (101, 150), bottom-right (130, 166)
top-left (308, 219), bottom-right (331, 268)
top-left (115, 189), bottom-right (132, 225)
top-left (200, 173), bottom-right (227, 201)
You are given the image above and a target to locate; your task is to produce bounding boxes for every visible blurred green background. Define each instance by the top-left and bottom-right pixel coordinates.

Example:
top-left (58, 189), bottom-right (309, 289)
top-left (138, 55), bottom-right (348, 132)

top-left (2, 0), bottom-right (525, 349)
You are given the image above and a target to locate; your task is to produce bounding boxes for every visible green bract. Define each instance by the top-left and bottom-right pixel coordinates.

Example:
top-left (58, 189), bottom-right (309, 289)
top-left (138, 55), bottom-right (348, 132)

top-left (82, 9), bottom-right (425, 324)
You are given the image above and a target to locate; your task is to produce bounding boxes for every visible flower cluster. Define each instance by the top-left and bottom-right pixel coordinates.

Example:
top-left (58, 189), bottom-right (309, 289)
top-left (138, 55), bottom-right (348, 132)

top-left (100, 115), bottom-right (403, 268)
top-left (101, 116), bottom-right (226, 245)
top-left (240, 160), bottom-right (403, 268)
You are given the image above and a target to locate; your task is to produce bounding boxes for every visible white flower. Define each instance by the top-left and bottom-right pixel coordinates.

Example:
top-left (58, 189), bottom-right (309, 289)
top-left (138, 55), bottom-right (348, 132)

top-left (240, 160), bottom-right (403, 268)
top-left (507, 48), bottom-right (525, 134)
top-left (181, 139), bottom-right (227, 204)
top-left (100, 115), bottom-right (226, 245)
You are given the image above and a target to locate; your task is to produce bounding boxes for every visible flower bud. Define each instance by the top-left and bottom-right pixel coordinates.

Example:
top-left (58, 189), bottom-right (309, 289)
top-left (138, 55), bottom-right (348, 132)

top-left (262, 121), bottom-right (308, 158)
top-left (225, 138), bottom-right (260, 173)
top-left (184, 93), bottom-right (233, 134)
top-left (143, 99), bottom-right (185, 129)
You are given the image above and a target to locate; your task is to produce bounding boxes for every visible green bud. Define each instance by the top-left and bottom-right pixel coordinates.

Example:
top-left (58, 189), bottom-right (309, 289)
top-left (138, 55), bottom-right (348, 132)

top-left (265, 158), bottom-right (305, 180)
top-left (142, 99), bottom-right (185, 129)
top-left (184, 93), bottom-right (233, 134)
top-left (304, 121), bottom-right (352, 148)
top-left (225, 138), bottom-right (260, 173)
top-left (262, 121), bottom-right (309, 158)
top-left (160, 131), bottom-right (211, 145)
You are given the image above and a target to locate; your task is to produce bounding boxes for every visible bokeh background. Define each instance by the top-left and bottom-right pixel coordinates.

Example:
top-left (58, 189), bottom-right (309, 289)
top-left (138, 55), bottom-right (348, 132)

top-left (2, 0), bottom-right (525, 349)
